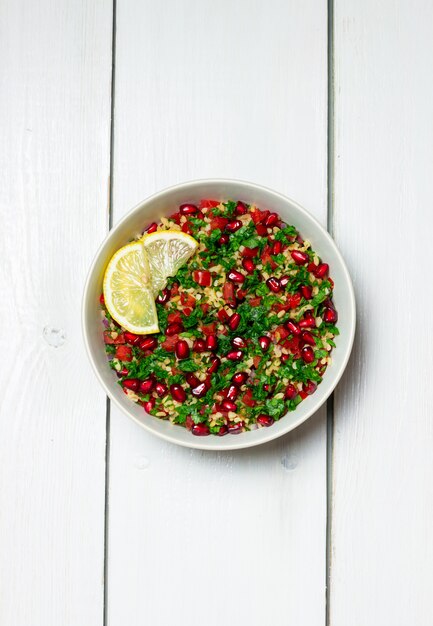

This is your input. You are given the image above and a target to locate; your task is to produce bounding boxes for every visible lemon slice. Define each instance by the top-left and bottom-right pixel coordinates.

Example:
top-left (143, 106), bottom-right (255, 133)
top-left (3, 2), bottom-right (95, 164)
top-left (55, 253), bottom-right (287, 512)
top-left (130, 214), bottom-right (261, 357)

top-left (141, 230), bottom-right (199, 295)
top-left (103, 241), bottom-right (159, 334)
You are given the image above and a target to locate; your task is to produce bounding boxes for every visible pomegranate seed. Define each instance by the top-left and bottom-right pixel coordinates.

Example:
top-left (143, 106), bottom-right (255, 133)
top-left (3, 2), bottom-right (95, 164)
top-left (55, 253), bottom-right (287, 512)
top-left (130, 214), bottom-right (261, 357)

top-left (124, 331), bottom-right (140, 345)
top-left (228, 421), bottom-right (244, 434)
top-left (257, 414), bottom-right (274, 427)
top-left (281, 353), bottom-right (290, 363)
top-left (256, 223), bottom-right (268, 236)
top-left (300, 285), bottom-right (313, 300)
top-left (219, 234), bottom-right (229, 245)
top-left (139, 378), bottom-right (155, 394)
top-left (301, 346), bottom-right (315, 363)
top-left (117, 367), bottom-right (129, 377)
top-left (285, 384), bottom-right (298, 400)
top-left (232, 372), bottom-right (248, 386)
top-left (301, 331), bottom-right (316, 346)
top-left (191, 382), bottom-right (207, 398)
top-left (242, 258), bottom-right (255, 273)
top-left (291, 250), bottom-right (309, 265)
top-left (265, 212), bottom-right (279, 227)
top-left (99, 293), bottom-right (105, 305)
top-left (156, 288), bottom-right (170, 304)
top-left (235, 201), bottom-right (248, 215)
top-left (315, 263), bottom-right (329, 278)
top-left (222, 400), bottom-right (237, 412)
top-left (217, 309), bottom-right (230, 323)
top-left (179, 203), bottom-right (198, 215)
top-left (236, 288), bottom-right (247, 303)
top-left (232, 336), bottom-right (246, 349)
top-left (206, 335), bottom-right (218, 351)
top-left (218, 425), bottom-right (229, 436)
top-left (166, 322), bottom-right (184, 336)
top-left (299, 315), bottom-right (316, 329)
top-left (228, 313), bottom-right (241, 331)
top-left (323, 307), bottom-right (338, 323)
top-left (208, 356), bottom-right (221, 374)
top-left (258, 336), bottom-right (271, 351)
top-left (155, 382), bottom-right (168, 397)
top-left (226, 350), bottom-right (243, 361)
top-left (263, 383), bottom-right (271, 392)
top-left (145, 222), bottom-right (158, 233)
top-left (185, 373), bottom-right (200, 388)
top-left (123, 378), bottom-right (140, 392)
top-left (143, 397), bottom-right (155, 412)
top-left (225, 220), bottom-right (242, 233)
top-left (228, 269), bottom-right (245, 283)
top-left (193, 270), bottom-right (212, 287)
top-left (193, 338), bottom-right (206, 353)
top-left (266, 277), bottom-right (281, 293)
top-left (225, 385), bottom-right (239, 401)
top-left (170, 384), bottom-right (186, 403)
top-left (303, 380), bottom-right (317, 395)
top-left (139, 336), bottom-right (158, 351)
top-left (285, 320), bottom-right (301, 336)
top-left (280, 275), bottom-right (290, 288)
top-left (192, 423), bottom-right (210, 436)
top-left (175, 340), bottom-right (190, 360)
top-left (242, 247), bottom-right (259, 258)
top-left (271, 240), bottom-right (282, 255)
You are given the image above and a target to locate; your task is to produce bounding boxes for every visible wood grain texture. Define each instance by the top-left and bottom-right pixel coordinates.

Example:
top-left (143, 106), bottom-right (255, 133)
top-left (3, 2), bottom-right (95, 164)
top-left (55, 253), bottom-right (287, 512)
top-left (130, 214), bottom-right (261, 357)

top-left (108, 1), bottom-right (328, 625)
top-left (0, 1), bottom-right (112, 624)
top-left (331, 2), bottom-right (433, 624)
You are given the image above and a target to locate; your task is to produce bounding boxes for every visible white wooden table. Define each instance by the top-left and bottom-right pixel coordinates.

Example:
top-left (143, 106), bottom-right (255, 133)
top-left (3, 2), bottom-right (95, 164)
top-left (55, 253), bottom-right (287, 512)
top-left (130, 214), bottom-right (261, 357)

top-left (1, 1), bottom-right (432, 624)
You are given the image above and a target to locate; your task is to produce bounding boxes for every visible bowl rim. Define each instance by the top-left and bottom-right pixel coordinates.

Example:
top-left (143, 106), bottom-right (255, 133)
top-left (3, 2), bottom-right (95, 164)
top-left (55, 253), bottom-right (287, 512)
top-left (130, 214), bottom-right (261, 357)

top-left (82, 178), bottom-right (356, 450)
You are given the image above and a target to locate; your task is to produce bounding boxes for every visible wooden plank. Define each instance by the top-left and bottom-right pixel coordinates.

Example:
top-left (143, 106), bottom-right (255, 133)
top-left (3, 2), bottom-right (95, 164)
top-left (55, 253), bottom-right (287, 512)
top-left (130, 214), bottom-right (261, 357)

top-left (331, 1), bottom-right (433, 624)
top-left (0, 1), bottom-right (112, 624)
top-left (108, 1), bottom-right (328, 624)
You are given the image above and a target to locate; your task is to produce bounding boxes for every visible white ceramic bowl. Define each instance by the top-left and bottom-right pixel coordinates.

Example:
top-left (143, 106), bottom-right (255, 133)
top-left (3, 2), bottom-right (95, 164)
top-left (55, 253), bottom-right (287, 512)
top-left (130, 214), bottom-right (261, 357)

top-left (82, 179), bottom-right (355, 450)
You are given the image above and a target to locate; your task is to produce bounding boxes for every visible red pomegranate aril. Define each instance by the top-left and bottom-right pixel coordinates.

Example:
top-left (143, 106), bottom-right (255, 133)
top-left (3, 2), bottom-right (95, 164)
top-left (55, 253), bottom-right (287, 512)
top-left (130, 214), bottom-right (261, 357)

top-left (232, 371), bottom-right (248, 386)
top-left (323, 307), bottom-right (338, 323)
top-left (271, 240), bottom-right (282, 255)
top-left (145, 222), bottom-right (158, 233)
top-left (228, 313), bottom-right (241, 331)
top-left (291, 250), bottom-right (309, 265)
top-left (315, 263), bottom-right (329, 278)
top-left (175, 340), bottom-right (190, 360)
top-left (124, 331), bottom-right (141, 345)
top-left (242, 258), bottom-right (255, 273)
top-left (281, 353), bottom-right (290, 363)
top-left (225, 220), bottom-right (242, 233)
top-left (166, 322), bottom-right (184, 336)
top-left (257, 414), bottom-right (274, 427)
top-left (139, 378), bottom-right (155, 394)
top-left (222, 399), bottom-right (237, 412)
top-left (193, 270), bottom-right (212, 287)
top-left (99, 293), bottom-right (105, 305)
top-left (266, 277), bottom-right (281, 293)
top-left (285, 384), bottom-right (298, 400)
top-left (191, 382), bottom-right (207, 398)
top-left (232, 336), bottom-right (246, 349)
top-left (263, 383), bottom-right (271, 392)
top-left (217, 309), bottom-right (230, 323)
top-left (303, 380), bottom-right (318, 395)
top-left (280, 275), bottom-right (290, 288)
top-left (192, 423), bottom-right (210, 436)
top-left (206, 335), bottom-right (218, 351)
top-left (258, 336), bottom-right (271, 351)
top-left (156, 288), bottom-right (170, 304)
top-left (193, 338), bottom-right (206, 353)
top-left (235, 201), bottom-right (248, 215)
top-left (242, 246), bottom-right (259, 258)
top-left (170, 384), bottom-right (187, 403)
top-left (299, 312), bottom-right (316, 329)
top-left (301, 331), bottom-right (316, 346)
top-left (122, 378), bottom-right (140, 392)
top-left (139, 336), bottom-right (158, 351)
top-left (155, 382), bottom-right (168, 397)
top-left (218, 234), bottom-right (229, 245)
top-left (285, 320), bottom-right (301, 336)
top-left (218, 425), bottom-right (229, 436)
top-left (228, 269), bottom-right (245, 283)
top-left (208, 356), bottom-right (221, 374)
top-left (265, 212), bottom-right (279, 227)
top-left (185, 373), bottom-right (200, 388)
top-left (301, 346), bottom-right (315, 363)
top-left (228, 421), bottom-right (244, 434)
top-left (256, 223), bottom-right (268, 236)
top-left (117, 367), bottom-right (129, 378)
top-left (143, 397), bottom-right (155, 412)
top-left (225, 385), bottom-right (239, 401)
top-left (226, 350), bottom-right (243, 361)
top-left (300, 285), bottom-right (313, 300)
top-left (179, 203), bottom-right (198, 215)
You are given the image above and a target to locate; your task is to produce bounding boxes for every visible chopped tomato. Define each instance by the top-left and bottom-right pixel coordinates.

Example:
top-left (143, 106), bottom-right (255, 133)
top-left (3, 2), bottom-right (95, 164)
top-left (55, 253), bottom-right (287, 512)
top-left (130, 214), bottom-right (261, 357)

top-left (287, 293), bottom-right (301, 309)
top-left (272, 302), bottom-right (291, 313)
top-left (223, 282), bottom-right (236, 305)
top-left (241, 247), bottom-right (259, 258)
top-left (250, 208), bottom-right (270, 224)
top-left (249, 296), bottom-right (262, 307)
top-left (201, 323), bottom-right (217, 335)
top-left (261, 245), bottom-right (278, 270)
top-left (161, 334), bottom-right (179, 352)
top-left (181, 221), bottom-right (193, 234)
top-left (210, 216), bottom-right (228, 231)
top-left (284, 336), bottom-right (301, 357)
top-left (185, 414), bottom-right (194, 430)
top-left (201, 303), bottom-right (210, 315)
top-left (183, 307), bottom-right (193, 316)
top-left (273, 325), bottom-right (290, 341)
top-left (169, 211), bottom-right (181, 224)
top-left (255, 223), bottom-right (268, 237)
top-left (104, 331), bottom-right (125, 344)
top-left (167, 311), bottom-right (182, 324)
top-left (252, 355), bottom-right (262, 368)
top-left (199, 199), bottom-right (220, 209)
top-left (181, 292), bottom-right (197, 308)
top-left (193, 270), bottom-right (212, 287)
top-left (115, 345), bottom-right (133, 361)
top-left (217, 308), bottom-right (230, 323)
top-left (243, 388), bottom-right (257, 407)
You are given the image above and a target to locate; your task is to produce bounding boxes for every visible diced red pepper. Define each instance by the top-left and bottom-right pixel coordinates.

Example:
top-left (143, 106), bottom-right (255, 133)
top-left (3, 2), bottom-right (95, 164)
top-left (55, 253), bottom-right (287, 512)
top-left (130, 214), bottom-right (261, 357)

top-left (210, 216), bottom-right (229, 231)
top-left (115, 345), bottom-right (133, 361)
top-left (181, 292), bottom-right (197, 308)
top-left (249, 296), bottom-right (262, 307)
top-left (167, 311), bottom-right (183, 324)
top-left (104, 331), bottom-right (125, 345)
top-left (161, 334), bottom-right (179, 352)
top-left (274, 325), bottom-right (290, 341)
top-left (193, 270), bottom-right (212, 287)
top-left (199, 199), bottom-right (220, 209)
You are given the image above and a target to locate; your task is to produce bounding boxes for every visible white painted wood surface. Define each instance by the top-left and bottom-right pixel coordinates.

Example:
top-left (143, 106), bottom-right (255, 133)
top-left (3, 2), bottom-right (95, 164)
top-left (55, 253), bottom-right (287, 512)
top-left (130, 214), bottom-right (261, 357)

top-left (108, 1), bottom-right (328, 625)
top-left (331, 1), bottom-right (433, 624)
top-left (0, 1), bottom-right (112, 625)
